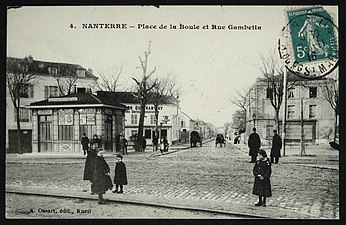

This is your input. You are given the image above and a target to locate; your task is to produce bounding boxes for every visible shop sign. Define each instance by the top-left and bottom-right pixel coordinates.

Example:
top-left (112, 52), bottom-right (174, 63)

top-left (48, 97), bottom-right (78, 102)
top-left (59, 114), bottom-right (74, 125)
top-left (79, 108), bottom-right (96, 114)
top-left (80, 113), bottom-right (95, 125)
top-left (86, 114), bottom-right (96, 125)
top-left (58, 109), bottom-right (74, 114)
top-left (38, 109), bottom-right (53, 115)
top-left (105, 109), bottom-right (113, 115)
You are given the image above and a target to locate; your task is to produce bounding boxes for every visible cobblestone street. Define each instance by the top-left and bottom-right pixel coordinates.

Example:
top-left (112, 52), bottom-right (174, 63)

top-left (6, 141), bottom-right (339, 219)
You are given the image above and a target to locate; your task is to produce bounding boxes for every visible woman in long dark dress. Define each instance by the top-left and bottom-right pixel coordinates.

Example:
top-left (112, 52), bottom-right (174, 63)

top-left (91, 150), bottom-right (113, 204)
top-left (252, 149), bottom-right (272, 207)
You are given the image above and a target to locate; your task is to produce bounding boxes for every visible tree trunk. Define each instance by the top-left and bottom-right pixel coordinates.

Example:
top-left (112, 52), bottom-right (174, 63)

top-left (16, 97), bottom-right (22, 154)
top-left (135, 100), bottom-right (146, 151)
top-left (333, 110), bottom-right (338, 142)
top-left (275, 109), bottom-right (280, 134)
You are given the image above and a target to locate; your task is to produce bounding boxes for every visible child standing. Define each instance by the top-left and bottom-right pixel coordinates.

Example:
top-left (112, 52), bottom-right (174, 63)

top-left (113, 155), bottom-right (128, 193)
top-left (92, 150), bottom-right (113, 204)
top-left (252, 149), bottom-right (272, 207)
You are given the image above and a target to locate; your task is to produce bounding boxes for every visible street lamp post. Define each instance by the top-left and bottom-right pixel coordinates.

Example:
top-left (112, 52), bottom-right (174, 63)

top-left (252, 113), bottom-right (256, 129)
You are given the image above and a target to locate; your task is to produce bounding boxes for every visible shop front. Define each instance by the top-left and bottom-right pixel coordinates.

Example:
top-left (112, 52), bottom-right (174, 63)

top-left (27, 93), bottom-right (127, 153)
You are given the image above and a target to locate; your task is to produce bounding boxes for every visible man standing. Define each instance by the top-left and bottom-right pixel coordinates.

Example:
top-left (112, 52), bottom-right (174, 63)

top-left (81, 133), bottom-right (89, 155)
top-left (152, 135), bottom-right (158, 151)
top-left (270, 130), bottom-right (282, 164)
top-left (248, 128), bottom-right (261, 163)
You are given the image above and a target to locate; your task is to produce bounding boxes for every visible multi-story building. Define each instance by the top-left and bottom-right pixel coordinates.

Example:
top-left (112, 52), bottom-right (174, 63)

top-left (6, 56), bottom-right (98, 153)
top-left (96, 91), bottom-right (181, 146)
top-left (244, 72), bottom-right (337, 146)
top-left (179, 111), bottom-right (197, 143)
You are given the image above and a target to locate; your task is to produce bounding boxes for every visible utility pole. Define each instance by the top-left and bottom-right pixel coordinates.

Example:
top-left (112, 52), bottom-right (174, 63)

top-left (282, 68), bottom-right (287, 156)
top-left (300, 98), bottom-right (305, 156)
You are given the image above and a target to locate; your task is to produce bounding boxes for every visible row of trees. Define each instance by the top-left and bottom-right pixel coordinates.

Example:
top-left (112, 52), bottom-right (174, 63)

top-left (231, 48), bottom-right (339, 145)
top-left (6, 42), bottom-right (180, 153)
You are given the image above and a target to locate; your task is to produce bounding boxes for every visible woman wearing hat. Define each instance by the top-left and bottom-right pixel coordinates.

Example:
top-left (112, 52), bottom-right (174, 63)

top-left (91, 150), bottom-right (113, 204)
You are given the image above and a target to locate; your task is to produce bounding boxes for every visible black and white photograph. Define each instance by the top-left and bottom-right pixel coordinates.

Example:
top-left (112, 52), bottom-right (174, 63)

top-left (4, 4), bottom-right (339, 219)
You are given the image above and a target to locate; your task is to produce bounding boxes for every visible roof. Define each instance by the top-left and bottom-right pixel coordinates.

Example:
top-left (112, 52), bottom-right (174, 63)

top-left (28, 92), bottom-right (127, 110)
top-left (7, 56), bottom-right (98, 79)
top-left (97, 91), bottom-right (177, 105)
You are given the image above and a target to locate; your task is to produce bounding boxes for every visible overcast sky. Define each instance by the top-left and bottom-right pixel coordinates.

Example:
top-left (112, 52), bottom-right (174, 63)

top-left (7, 5), bottom-right (338, 127)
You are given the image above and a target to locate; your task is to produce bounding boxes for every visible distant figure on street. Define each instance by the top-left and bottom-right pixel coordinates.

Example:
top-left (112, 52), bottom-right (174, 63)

top-left (81, 133), bottom-right (89, 155)
top-left (92, 150), bottom-right (113, 204)
top-left (160, 137), bottom-right (169, 153)
top-left (248, 128), bottom-right (261, 163)
top-left (152, 135), bottom-right (159, 151)
top-left (120, 135), bottom-right (128, 155)
top-left (270, 130), bottom-right (282, 164)
top-left (91, 134), bottom-right (101, 150)
top-left (142, 138), bottom-right (147, 151)
top-left (113, 154), bottom-right (128, 194)
top-left (252, 149), bottom-right (272, 207)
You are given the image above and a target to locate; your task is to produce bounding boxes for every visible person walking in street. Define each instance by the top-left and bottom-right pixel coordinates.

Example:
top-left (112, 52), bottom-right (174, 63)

top-left (160, 136), bottom-right (169, 153)
top-left (270, 130), bottom-right (282, 164)
top-left (81, 133), bottom-right (89, 155)
top-left (92, 150), bottom-right (113, 204)
top-left (142, 137), bottom-right (147, 152)
top-left (83, 142), bottom-right (97, 194)
top-left (112, 154), bottom-right (128, 194)
top-left (120, 135), bottom-right (128, 155)
top-left (91, 134), bottom-right (101, 150)
top-left (152, 135), bottom-right (159, 151)
top-left (248, 128), bottom-right (261, 163)
top-left (252, 149), bottom-right (272, 207)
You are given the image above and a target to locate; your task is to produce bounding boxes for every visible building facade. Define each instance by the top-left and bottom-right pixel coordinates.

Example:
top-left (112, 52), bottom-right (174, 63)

top-left (244, 72), bottom-right (337, 146)
top-left (6, 56), bottom-right (98, 153)
top-left (96, 91), bottom-right (181, 146)
top-left (27, 93), bottom-right (127, 153)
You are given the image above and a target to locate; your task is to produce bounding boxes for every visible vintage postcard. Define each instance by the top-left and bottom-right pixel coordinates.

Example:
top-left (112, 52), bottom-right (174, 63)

top-left (5, 5), bottom-right (339, 219)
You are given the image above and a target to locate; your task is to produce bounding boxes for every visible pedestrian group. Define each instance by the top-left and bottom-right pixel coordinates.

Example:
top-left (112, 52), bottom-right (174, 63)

top-left (80, 129), bottom-right (282, 207)
top-left (82, 133), bottom-right (128, 204)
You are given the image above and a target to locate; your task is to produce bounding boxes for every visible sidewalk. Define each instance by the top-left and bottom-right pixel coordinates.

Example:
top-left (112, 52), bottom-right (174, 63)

top-left (231, 141), bottom-right (339, 170)
top-left (6, 139), bottom-right (213, 161)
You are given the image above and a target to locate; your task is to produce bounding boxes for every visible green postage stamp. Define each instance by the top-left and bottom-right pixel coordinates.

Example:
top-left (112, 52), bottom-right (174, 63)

top-left (279, 6), bottom-right (339, 78)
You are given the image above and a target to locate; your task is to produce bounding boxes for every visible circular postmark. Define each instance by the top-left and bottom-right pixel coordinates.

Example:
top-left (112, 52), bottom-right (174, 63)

top-left (278, 6), bottom-right (339, 79)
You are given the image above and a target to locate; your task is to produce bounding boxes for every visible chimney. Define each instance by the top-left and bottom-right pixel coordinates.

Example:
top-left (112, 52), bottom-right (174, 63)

top-left (87, 68), bottom-right (93, 75)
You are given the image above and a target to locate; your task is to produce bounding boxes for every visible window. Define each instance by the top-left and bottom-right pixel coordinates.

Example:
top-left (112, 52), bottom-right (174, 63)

top-left (19, 84), bottom-right (34, 98)
top-left (181, 121), bottom-right (185, 127)
top-left (77, 87), bottom-right (86, 93)
top-left (77, 69), bottom-right (85, 77)
top-left (266, 88), bottom-right (273, 98)
top-left (309, 87), bottom-right (317, 98)
top-left (14, 107), bottom-right (30, 122)
top-left (44, 86), bottom-right (59, 98)
top-left (288, 88), bottom-right (295, 99)
top-left (48, 67), bottom-right (58, 75)
top-left (287, 105), bottom-right (295, 119)
top-left (144, 129), bottom-right (151, 139)
top-left (80, 125), bottom-right (97, 139)
top-left (131, 114), bottom-right (138, 124)
top-left (58, 125), bottom-right (73, 141)
top-left (309, 105), bottom-right (317, 119)
top-left (150, 115), bottom-right (156, 124)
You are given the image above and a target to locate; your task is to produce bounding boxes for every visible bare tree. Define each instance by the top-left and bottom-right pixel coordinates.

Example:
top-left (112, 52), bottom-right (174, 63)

top-left (150, 75), bottom-right (180, 148)
top-left (6, 56), bottom-right (36, 154)
top-left (257, 48), bottom-right (285, 133)
top-left (132, 41), bottom-right (157, 151)
top-left (53, 64), bottom-right (79, 95)
top-left (92, 62), bottom-right (128, 92)
top-left (321, 72), bottom-right (339, 142)
top-left (231, 87), bottom-right (255, 132)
